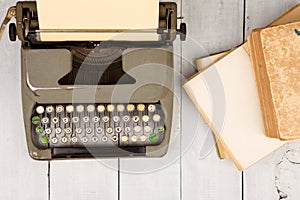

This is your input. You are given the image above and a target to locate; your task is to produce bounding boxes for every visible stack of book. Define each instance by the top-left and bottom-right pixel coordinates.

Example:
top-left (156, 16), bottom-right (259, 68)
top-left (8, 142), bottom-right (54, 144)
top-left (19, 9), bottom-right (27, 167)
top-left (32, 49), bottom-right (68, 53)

top-left (183, 4), bottom-right (300, 171)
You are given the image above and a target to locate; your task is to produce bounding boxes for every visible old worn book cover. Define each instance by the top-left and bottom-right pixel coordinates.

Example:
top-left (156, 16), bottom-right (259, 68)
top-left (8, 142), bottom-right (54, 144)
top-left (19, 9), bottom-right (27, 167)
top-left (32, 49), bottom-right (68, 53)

top-left (249, 21), bottom-right (300, 140)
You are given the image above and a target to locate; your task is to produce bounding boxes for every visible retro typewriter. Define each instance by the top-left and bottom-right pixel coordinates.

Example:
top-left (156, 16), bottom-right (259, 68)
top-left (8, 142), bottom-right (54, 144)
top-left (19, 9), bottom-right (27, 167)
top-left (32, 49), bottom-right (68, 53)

top-left (0, 1), bottom-right (186, 160)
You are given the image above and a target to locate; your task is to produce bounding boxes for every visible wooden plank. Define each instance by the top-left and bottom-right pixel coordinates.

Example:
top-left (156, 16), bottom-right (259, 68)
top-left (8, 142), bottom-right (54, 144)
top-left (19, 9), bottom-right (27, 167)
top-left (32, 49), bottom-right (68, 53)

top-left (119, 34), bottom-right (182, 200)
top-left (50, 160), bottom-right (118, 200)
top-left (0, 1), bottom-right (48, 199)
top-left (181, 0), bottom-right (243, 199)
top-left (243, 1), bottom-right (300, 199)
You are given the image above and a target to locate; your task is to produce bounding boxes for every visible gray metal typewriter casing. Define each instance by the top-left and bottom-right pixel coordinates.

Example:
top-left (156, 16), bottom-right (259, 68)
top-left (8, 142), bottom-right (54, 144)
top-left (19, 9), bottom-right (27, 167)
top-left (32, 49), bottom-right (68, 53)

top-left (3, 1), bottom-right (186, 160)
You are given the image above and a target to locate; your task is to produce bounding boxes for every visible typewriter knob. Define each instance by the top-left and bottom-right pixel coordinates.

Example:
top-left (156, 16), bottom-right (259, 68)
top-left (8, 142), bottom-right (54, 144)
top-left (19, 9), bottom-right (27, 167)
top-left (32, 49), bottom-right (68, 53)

top-left (178, 23), bottom-right (187, 41)
top-left (9, 23), bottom-right (17, 42)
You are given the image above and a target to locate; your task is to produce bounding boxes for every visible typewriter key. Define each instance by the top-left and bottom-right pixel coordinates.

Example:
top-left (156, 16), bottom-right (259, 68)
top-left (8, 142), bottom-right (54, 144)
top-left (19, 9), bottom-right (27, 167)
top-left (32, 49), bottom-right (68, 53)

top-left (35, 126), bottom-right (44, 134)
top-left (137, 104), bottom-right (145, 112)
top-left (132, 116), bottom-right (139, 123)
top-left (131, 135), bottom-right (137, 142)
top-left (142, 115), bottom-right (150, 123)
top-left (93, 116), bottom-right (100, 123)
top-left (62, 117), bottom-right (69, 124)
top-left (87, 105), bottom-right (95, 112)
top-left (65, 128), bottom-right (72, 134)
top-left (148, 104), bottom-right (156, 112)
top-left (52, 117), bottom-right (59, 124)
top-left (61, 137), bottom-right (68, 143)
top-left (56, 105), bottom-right (64, 113)
top-left (83, 116), bottom-right (90, 123)
top-left (96, 127), bottom-right (103, 134)
top-left (102, 136), bottom-right (108, 142)
top-left (46, 106), bottom-right (54, 113)
top-left (72, 117), bottom-right (79, 123)
top-left (125, 127), bottom-right (131, 133)
top-left (45, 128), bottom-right (52, 135)
top-left (117, 104), bottom-right (125, 112)
top-left (113, 116), bottom-right (120, 122)
top-left (107, 104), bottom-right (115, 112)
top-left (153, 114), bottom-right (161, 122)
top-left (122, 115), bottom-right (130, 122)
top-left (51, 137), bottom-right (58, 144)
top-left (115, 127), bottom-right (122, 133)
top-left (32, 116), bottom-right (40, 125)
top-left (66, 105), bottom-right (74, 113)
top-left (71, 137), bottom-right (78, 143)
top-left (42, 117), bottom-right (49, 124)
top-left (106, 127), bottom-right (113, 134)
top-left (127, 104), bottom-right (135, 112)
top-left (82, 137), bottom-right (88, 143)
top-left (55, 127), bottom-right (62, 134)
top-left (112, 135), bottom-right (118, 142)
top-left (86, 127), bottom-right (92, 134)
top-left (36, 106), bottom-right (44, 114)
top-left (40, 136), bottom-right (49, 144)
top-left (158, 126), bottom-right (165, 133)
top-left (102, 116), bottom-right (109, 123)
top-left (149, 133), bottom-right (158, 143)
top-left (144, 126), bottom-right (151, 133)
top-left (76, 105), bottom-right (84, 113)
top-left (133, 126), bottom-right (141, 133)
top-left (140, 135), bottom-right (147, 142)
top-left (97, 105), bottom-right (105, 113)
top-left (121, 135), bottom-right (129, 142)
top-left (92, 137), bottom-right (98, 143)
top-left (75, 128), bottom-right (82, 134)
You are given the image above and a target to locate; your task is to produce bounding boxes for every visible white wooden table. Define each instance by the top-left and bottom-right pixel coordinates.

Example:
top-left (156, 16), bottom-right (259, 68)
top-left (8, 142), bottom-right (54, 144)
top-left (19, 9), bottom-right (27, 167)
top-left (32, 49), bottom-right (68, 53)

top-left (1, 0), bottom-right (300, 199)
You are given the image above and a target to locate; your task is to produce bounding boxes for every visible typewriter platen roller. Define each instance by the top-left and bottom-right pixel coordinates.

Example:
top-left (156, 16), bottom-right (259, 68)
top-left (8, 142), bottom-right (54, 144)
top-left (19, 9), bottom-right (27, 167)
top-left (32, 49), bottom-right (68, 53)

top-left (1, 1), bottom-right (186, 160)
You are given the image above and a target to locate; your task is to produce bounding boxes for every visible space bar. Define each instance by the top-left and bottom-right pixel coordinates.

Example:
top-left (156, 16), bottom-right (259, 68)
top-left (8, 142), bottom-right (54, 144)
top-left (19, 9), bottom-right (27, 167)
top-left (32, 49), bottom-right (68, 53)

top-left (52, 147), bottom-right (146, 158)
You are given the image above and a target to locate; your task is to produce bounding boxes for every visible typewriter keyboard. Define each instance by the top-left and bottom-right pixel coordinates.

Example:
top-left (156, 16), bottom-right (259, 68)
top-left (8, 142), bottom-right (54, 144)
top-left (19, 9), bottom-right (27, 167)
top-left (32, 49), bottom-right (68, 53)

top-left (31, 103), bottom-right (166, 149)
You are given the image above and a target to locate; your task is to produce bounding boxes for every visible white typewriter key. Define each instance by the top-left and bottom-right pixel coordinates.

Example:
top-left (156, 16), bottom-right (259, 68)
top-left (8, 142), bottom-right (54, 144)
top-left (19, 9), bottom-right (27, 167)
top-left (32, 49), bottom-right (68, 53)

top-left (46, 106), bottom-right (54, 113)
top-left (76, 105), bottom-right (84, 113)
top-left (62, 117), bottom-right (69, 124)
top-left (125, 127), bottom-right (131, 133)
top-left (148, 104), bottom-right (156, 112)
top-left (115, 127), bottom-right (122, 133)
top-left (142, 115), bottom-right (150, 123)
top-left (71, 137), bottom-right (78, 143)
top-left (96, 127), bottom-right (103, 134)
top-left (140, 135), bottom-right (147, 142)
top-left (122, 115), bottom-right (130, 122)
top-left (87, 105), bottom-right (95, 112)
top-left (131, 135), bottom-right (138, 142)
top-left (51, 137), bottom-right (58, 144)
top-left (55, 127), bottom-right (62, 134)
top-left (127, 104), bottom-right (135, 112)
top-left (72, 117), bottom-right (79, 123)
top-left (134, 126), bottom-right (141, 133)
top-left (113, 116), bottom-right (120, 122)
top-left (112, 135), bottom-right (118, 142)
top-left (153, 114), bottom-right (161, 122)
top-left (86, 127), bottom-right (92, 134)
top-left (93, 116), bottom-right (100, 123)
top-left (137, 104), bottom-right (145, 112)
top-left (75, 128), bottom-right (82, 134)
top-left (106, 127), bottom-right (113, 134)
top-left (107, 104), bottom-right (115, 112)
top-left (65, 128), bottom-right (72, 134)
top-left (45, 128), bottom-right (52, 135)
top-left (52, 117), bottom-right (59, 124)
top-left (36, 106), bottom-right (45, 114)
top-left (121, 135), bottom-right (129, 142)
top-left (117, 104), bottom-right (125, 112)
top-left (102, 116), bottom-right (109, 123)
top-left (81, 137), bottom-right (88, 143)
top-left (42, 117), bottom-right (49, 124)
top-left (56, 105), bottom-right (64, 113)
top-left (83, 116), bottom-right (90, 123)
top-left (61, 137), bottom-right (68, 143)
top-left (144, 126), bottom-right (152, 133)
top-left (97, 105), bottom-right (105, 113)
top-left (132, 116), bottom-right (139, 123)
top-left (102, 136), bottom-right (108, 142)
top-left (92, 137), bottom-right (98, 143)
top-left (66, 105), bottom-right (74, 113)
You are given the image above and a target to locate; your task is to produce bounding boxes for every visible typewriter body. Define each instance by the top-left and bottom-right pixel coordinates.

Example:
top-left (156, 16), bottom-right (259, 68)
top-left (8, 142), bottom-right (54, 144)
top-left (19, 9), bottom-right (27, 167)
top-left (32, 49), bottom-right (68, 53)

top-left (1, 1), bottom-right (186, 160)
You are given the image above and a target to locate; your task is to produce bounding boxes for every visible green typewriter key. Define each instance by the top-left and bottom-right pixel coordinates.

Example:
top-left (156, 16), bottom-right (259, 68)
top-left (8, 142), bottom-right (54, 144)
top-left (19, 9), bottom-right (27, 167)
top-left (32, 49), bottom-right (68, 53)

top-left (36, 126), bottom-right (44, 134)
top-left (32, 116), bottom-right (40, 125)
top-left (40, 136), bottom-right (49, 144)
top-left (157, 126), bottom-right (165, 133)
top-left (149, 133), bottom-right (158, 143)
